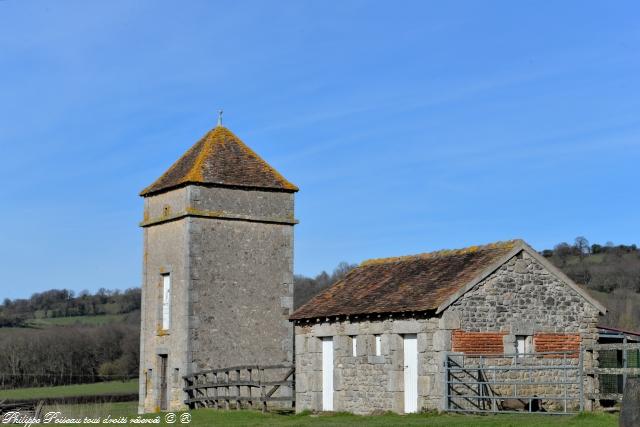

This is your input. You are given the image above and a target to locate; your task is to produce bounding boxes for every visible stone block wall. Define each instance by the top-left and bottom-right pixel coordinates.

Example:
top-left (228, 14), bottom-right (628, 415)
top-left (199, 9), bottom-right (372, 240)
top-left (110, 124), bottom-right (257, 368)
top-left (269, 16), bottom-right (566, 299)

top-left (139, 218), bottom-right (191, 413)
top-left (446, 250), bottom-right (600, 410)
top-left (294, 316), bottom-right (451, 414)
top-left (448, 251), bottom-right (600, 339)
top-left (189, 216), bottom-right (294, 370)
top-left (187, 186), bottom-right (295, 371)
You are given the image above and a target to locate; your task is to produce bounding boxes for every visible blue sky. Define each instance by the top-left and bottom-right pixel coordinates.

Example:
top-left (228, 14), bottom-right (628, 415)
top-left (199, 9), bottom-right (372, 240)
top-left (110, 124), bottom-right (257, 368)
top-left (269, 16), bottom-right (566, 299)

top-left (0, 1), bottom-right (638, 299)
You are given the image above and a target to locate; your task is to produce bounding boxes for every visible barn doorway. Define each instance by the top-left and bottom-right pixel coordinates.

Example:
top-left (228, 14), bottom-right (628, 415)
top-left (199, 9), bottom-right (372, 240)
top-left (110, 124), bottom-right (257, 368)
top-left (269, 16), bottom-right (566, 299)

top-left (321, 337), bottom-right (334, 411)
top-left (158, 354), bottom-right (168, 411)
top-left (403, 334), bottom-right (418, 413)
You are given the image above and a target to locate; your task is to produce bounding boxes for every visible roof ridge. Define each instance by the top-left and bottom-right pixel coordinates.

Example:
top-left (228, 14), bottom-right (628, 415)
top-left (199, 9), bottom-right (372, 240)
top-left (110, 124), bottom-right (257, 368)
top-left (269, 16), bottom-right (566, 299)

top-left (184, 128), bottom-right (222, 182)
top-left (360, 239), bottom-right (522, 267)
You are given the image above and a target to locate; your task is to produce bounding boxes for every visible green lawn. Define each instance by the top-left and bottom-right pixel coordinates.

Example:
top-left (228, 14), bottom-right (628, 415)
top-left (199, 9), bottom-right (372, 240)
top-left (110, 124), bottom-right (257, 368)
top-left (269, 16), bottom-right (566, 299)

top-left (39, 402), bottom-right (619, 427)
top-left (0, 379), bottom-right (138, 400)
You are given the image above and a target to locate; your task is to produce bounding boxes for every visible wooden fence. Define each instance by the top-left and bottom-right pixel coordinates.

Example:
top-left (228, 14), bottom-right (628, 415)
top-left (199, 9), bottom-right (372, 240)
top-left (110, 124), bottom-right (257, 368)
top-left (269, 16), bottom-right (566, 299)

top-left (183, 364), bottom-right (294, 412)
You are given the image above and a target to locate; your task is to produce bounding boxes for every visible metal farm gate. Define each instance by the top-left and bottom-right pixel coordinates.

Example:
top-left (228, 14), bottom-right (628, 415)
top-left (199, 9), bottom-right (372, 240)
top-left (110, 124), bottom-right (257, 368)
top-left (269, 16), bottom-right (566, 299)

top-left (444, 351), bottom-right (583, 414)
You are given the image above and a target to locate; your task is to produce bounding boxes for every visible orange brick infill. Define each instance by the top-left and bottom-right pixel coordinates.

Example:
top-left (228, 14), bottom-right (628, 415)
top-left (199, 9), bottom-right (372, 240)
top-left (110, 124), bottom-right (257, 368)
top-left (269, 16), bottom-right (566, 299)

top-left (534, 333), bottom-right (581, 358)
top-left (451, 330), bottom-right (506, 354)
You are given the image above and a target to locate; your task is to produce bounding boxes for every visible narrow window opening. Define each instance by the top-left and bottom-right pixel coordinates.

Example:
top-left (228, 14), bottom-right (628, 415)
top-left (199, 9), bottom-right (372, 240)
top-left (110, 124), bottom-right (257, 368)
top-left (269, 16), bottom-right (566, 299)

top-left (144, 370), bottom-right (149, 398)
top-left (516, 335), bottom-right (528, 357)
top-left (161, 273), bottom-right (171, 330)
top-left (374, 334), bottom-right (382, 356)
top-left (350, 335), bottom-right (357, 356)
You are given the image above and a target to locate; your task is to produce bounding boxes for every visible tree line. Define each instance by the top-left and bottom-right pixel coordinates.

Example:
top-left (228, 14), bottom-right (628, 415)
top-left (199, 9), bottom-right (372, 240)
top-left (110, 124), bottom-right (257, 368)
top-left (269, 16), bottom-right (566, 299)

top-left (0, 319), bottom-right (139, 389)
top-left (293, 261), bottom-right (357, 310)
top-left (542, 237), bottom-right (640, 294)
top-left (541, 237), bottom-right (640, 331)
top-left (0, 288), bottom-right (141, 327)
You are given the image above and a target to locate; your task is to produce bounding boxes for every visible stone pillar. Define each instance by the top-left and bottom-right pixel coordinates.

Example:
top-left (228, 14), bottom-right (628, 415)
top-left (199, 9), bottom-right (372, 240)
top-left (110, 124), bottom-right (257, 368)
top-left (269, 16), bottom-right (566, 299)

top-left (620, 378), bottom-right (640, 427)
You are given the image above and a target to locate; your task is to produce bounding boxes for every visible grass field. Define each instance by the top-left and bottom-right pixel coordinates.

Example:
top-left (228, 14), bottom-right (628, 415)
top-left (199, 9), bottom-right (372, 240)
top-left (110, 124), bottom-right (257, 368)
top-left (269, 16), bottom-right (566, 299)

top-left (0, 379), bottom-right (137, 400)
top-left (27, 313), bottom-right (132, 327)
top-left (39, 402), bottom-right (619, 426)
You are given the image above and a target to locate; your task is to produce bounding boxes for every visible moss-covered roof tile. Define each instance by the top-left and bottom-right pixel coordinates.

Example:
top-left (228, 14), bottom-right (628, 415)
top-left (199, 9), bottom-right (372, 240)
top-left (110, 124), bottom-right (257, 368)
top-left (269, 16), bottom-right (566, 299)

top-left (290, 240), bottom-right (519, 320)
top-left (141, 126), bottom-right (298, 197)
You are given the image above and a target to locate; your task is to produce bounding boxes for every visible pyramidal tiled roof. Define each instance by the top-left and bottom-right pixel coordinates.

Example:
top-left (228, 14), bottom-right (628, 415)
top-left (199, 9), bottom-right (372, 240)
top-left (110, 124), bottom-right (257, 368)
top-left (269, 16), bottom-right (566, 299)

top-left (140, 126), bottom-right (298, 196)
top-left (290, 240), bottom-right (520, 320)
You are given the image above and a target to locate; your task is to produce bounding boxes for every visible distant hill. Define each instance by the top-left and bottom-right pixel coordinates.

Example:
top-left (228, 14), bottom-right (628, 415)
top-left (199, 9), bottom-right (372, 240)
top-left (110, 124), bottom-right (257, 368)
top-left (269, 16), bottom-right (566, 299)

top-left (0, 288), bottom-right (140, 327)
top-left (0, 289), bottom-right (140, 389)
top-left (542, 238), bottom-right (640, 331)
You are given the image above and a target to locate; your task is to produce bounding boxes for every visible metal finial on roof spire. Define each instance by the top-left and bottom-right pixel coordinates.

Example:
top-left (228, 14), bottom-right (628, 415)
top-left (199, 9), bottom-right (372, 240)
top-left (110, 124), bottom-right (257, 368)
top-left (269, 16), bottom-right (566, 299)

top-left (217, 109), bottom-right (223, 127)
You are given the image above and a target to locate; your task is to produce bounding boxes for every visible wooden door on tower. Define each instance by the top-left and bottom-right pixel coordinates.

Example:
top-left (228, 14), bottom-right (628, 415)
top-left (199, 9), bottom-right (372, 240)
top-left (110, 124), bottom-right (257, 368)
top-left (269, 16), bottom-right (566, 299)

top-left (159, 354), bottom-right (168, 411)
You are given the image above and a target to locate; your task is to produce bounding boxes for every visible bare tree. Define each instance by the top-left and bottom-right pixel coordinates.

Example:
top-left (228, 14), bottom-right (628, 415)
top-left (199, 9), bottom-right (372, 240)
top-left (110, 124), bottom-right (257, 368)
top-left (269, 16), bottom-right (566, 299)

top-left (574, 236), bottom-right (590, 260)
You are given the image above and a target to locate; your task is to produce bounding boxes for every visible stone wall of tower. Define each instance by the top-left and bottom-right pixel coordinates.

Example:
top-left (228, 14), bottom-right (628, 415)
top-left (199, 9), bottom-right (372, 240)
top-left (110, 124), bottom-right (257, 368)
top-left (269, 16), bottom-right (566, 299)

top-left (138, 188), bottom-right (191, 413)
top-left (187, 186), bottom-right (295, 371)
top-left (139, 185), bottom-right (295, 413)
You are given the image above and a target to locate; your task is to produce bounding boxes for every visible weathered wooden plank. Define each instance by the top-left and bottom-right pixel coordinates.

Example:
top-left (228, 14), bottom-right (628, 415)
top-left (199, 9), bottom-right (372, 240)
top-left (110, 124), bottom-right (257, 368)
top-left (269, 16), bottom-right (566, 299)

top-left (185, 396), bottom-right (295, 403)
top-left (261, 380), bottom-right (294, 387)
top-left (185, 364), bottom-right (293, 378)
top-left (186, 379), bottom-right (293, 390)
top-left (184, 381), bottom-right (260, 390)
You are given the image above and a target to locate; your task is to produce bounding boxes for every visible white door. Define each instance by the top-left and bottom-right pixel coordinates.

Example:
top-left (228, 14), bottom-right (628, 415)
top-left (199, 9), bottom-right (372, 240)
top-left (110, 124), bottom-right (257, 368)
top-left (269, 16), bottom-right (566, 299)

top-left (403, 334), bottom-right (418, 413)
top-left (322, 337), bottom-right (334, 411)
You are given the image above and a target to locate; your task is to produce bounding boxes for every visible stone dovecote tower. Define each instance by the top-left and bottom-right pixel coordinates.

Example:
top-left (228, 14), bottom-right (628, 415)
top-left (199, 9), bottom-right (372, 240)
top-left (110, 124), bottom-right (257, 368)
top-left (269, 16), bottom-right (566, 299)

top-left (138, 124), bottom-right (298, 413)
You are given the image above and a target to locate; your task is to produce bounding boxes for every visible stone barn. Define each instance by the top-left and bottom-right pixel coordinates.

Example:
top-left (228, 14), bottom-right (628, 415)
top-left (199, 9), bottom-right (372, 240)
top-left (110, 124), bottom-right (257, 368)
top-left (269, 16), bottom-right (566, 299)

top-left (290, 239), bottom-right (606, 414)
top-left (138, 123), bottom-right (297, 413)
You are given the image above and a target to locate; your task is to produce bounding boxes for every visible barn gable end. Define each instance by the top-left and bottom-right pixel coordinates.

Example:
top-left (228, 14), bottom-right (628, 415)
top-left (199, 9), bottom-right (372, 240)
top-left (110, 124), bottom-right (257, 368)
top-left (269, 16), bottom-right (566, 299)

top-left (446, 250), bottom-right (600, 340)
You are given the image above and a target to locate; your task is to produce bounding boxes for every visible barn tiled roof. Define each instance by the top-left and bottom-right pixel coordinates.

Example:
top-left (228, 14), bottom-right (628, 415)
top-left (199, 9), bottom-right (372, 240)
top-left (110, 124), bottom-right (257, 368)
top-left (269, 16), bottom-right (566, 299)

top-left (290, 240), bottom-right (520, 320)
top-left (140, 126), bottom-right (298, 196)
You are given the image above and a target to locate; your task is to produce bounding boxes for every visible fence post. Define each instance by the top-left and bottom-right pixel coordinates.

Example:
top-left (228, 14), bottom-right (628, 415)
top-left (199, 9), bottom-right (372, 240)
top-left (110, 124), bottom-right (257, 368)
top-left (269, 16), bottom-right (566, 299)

top-left (623, 336), bottom-right (628, 394)
top-left (442, 352), bottom-right (449, 412)
top-left (260, 367), bottom-right (267, 413)
top-left (563, 352), bottom-right (568, 413)
top-left (248, 369), bottom-right (253, 409)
